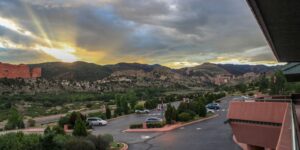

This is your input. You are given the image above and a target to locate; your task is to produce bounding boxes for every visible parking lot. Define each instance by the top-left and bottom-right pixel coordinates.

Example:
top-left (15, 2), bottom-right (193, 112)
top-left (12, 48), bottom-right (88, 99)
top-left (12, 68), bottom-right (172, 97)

top-left (92, 97), bottom-right (241, 150)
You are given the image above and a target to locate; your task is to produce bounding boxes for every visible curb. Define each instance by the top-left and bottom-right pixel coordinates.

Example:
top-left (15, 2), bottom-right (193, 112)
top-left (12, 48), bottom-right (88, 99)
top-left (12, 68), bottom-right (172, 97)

top-left (124, 114), bottom-right (219, 133)
top-left (120, 143), bottom-right (128, 150)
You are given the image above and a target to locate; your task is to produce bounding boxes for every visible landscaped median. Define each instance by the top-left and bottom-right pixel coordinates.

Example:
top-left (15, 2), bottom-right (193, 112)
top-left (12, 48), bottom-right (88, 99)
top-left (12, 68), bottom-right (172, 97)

top-left (124, 114), bottom-right (219, 132)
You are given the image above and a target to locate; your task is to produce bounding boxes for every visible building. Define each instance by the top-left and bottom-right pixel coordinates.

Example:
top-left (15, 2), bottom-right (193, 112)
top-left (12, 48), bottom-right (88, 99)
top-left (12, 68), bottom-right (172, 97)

top-left (227, 1), bottom-right (300, 150)
top-left (0, 62), bottom-right (42, 79)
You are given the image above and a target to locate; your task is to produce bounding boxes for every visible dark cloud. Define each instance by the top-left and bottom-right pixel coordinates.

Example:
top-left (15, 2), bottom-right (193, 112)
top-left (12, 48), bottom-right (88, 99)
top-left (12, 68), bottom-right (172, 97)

top-left (0, 48), bottom-right (56, 63)
top-left (0, 0), bottom-right (277, 66)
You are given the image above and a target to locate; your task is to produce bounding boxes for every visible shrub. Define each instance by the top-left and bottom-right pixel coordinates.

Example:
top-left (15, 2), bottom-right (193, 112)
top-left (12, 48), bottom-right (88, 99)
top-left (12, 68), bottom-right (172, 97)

top-left (73, 117), bottom-right (87, 137)
top-left (65, 138), bottom-right (96, 150)
top-left (27, 119), bottom-right (36, 127)
top-left (146, 122), bottom-right (165, 128)
top-left (0, 132), bottom-right (41, 150)
top-left (102, 134), bottom-right (114, 144)
top-left (53, 134), bottom-right (70, 148)
top-left (52, 125), bottom-right (65, 135)
top-left (86, 135), bottom-right (110, 150)
top-left (58, 116), bottom-right (69, 128)
top-left (178, 112), bottom-right (192, 122)
top-left (86, 103), bottom-right (92, 108)
top-left (129, 123), bottom-right (143, 129)
top-left (134, 104), bottom-right (144, 110)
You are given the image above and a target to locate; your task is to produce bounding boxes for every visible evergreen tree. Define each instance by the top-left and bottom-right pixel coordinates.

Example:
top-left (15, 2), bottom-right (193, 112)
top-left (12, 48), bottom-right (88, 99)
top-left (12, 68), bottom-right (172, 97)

top-left (105, 105), bottom-right (111, 119)
top-left (165, 104), bottom-right (173, 124)
top-left (197, 101), bottom-right (207, 117)
top-left (73, 117), bottom-right (87, 137)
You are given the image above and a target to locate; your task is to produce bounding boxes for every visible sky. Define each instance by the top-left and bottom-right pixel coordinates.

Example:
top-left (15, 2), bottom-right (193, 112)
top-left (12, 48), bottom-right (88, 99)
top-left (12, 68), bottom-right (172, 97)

top-left (0, 0), bottom-right (278, 68)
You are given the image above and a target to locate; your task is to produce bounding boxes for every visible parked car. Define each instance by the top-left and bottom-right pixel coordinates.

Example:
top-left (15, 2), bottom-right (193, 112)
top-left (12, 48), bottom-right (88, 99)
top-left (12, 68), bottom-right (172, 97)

top-left (135, 109), bottom-right (150, 114)
top-left (145, 117), bottom-right (163, 123)
top-left (206, 108), bottom-right (215, 113)
top-left (86, 117), bottom-right (108, 126)
top-left (206, 103), bottom-right (220, 110)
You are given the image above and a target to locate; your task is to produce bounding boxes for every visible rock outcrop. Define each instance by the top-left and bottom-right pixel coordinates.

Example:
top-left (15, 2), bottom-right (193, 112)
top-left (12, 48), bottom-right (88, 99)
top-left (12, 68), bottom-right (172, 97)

top-left (0, 62), bottom-right (41, 79)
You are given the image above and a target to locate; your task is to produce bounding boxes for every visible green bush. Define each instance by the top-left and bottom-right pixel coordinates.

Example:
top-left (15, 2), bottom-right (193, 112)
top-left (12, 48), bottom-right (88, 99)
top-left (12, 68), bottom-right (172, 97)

top-left (146, 122), bottom-right (165, 128)
top-left (134, 104), bottom-right (144, 110)
top-left (0, 132), bottom-right (41, 150)
top-left (129, 123), bottom-right (143, 129)
top-left (178, 112), bottom-right (192, 122)
top-left (102, 134), bottom-right (114, 144)
top-left (65, 138), bottom-right (96, 150)
top-left (86, 135), bottom-right (110, 150)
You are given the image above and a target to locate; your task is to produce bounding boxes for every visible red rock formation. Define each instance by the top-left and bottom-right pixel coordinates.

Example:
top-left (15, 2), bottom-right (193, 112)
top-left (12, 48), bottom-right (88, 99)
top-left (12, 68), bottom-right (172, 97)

top-left (0, 62), bottom-right (41, 79)
top-left (31, 67), bottom-right (42, 78)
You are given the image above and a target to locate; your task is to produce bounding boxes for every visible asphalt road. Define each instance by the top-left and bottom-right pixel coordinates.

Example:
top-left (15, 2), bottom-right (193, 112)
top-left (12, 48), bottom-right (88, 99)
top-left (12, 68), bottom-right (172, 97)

top-left (92, 96), bottom-right (242, 150)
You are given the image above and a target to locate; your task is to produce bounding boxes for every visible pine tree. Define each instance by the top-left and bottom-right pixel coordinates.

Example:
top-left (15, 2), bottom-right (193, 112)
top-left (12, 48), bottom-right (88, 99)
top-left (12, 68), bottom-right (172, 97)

top-left (73, 117), bottom-right (87, 136)
top-left (105, 105), bottom-right (111, 119)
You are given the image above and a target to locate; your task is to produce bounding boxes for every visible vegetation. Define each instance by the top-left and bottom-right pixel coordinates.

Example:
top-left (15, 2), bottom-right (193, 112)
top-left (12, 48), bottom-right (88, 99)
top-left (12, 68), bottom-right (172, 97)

top-left (165, 104), bottom-right (177, 124)
top-left (146, 122), bottom-right (165, 128)
top-left (129, 123), bottom-right (143, 129)
top-left (178, 112), bottom-right (192, 122)
top-left (105, 105), bottom-right (112, 119)
top-left (73, 117), bottom-right (88, 136)
top-left (5, 108), bottom-right (25, 130)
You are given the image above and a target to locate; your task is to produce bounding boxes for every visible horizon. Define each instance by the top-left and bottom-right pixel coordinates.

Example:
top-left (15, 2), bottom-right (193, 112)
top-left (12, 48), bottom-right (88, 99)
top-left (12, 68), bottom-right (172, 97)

top-left (0, 0), bottom-right (279, 68)
top-left (0, 60), bottom-right (283, 69)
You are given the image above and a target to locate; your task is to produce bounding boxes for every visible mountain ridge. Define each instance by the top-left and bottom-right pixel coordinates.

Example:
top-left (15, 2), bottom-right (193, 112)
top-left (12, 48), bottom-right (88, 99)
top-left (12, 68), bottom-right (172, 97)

top-left (28, 61), bottom-right (279, 81)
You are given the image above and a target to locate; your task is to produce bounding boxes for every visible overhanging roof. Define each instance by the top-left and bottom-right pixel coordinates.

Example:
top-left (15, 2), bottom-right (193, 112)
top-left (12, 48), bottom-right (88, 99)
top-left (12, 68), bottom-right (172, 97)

top-left (282, 63), bottom-right (300, 82)
top-left (247, 0), bottom-right (300, 62)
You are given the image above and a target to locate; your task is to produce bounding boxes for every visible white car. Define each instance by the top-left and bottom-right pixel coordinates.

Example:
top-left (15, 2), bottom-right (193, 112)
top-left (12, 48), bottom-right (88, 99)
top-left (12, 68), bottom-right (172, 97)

top-left (135, 109), bottom-right (150, 114)
top-left (86, 117), bottom-right (108, 126)
top-left (206, 108), bottom-right (215, 113)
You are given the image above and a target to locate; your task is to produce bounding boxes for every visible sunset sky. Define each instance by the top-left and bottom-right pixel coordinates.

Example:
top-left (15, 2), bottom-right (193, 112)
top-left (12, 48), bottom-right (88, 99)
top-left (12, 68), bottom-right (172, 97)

top-left (0, 0), bottom-right (278, 68)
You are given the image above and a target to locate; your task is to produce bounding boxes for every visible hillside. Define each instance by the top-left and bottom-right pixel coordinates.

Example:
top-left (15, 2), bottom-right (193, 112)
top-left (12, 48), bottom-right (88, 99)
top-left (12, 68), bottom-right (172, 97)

top-left (217, 64), bottom-right (278, 75)
top-left (28, 61), bottom-right (277, 81)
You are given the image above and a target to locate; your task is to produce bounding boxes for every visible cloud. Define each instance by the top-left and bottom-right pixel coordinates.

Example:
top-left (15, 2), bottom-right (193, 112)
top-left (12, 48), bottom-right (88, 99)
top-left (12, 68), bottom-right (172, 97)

top-left (0, 0), bottom-right (277, 68)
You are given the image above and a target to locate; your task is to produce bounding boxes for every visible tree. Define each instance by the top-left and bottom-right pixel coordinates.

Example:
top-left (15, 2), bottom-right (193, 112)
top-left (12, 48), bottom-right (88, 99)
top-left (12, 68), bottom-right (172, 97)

top-left (171, 106), bottom-right (178, 122)
top-left (69, 112), bottom-right (86, 128)
top-left (235, 83), bottom-right (247, 94)
top-left (270, 71), bottom-right (286, 95)
top-left (5, 108), bottom-right (25, 130)
top-left (258, 75), bottom-right (269, 93)
top-left (127, 90), bottom-right (138, 109)
top-left (105, 105), bottom-right (111, 119)
top-left (165, 104), bottom-right (173, 124)
top-left (73, 117), bottom-right (87, 137)
top-left (197, 101), bottom-right (207, 117)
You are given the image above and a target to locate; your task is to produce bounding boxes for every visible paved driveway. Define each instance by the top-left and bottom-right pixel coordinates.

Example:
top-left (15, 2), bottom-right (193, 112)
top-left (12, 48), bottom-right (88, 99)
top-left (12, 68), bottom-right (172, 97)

top-left (92, 97), bottom-right (241, 150)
